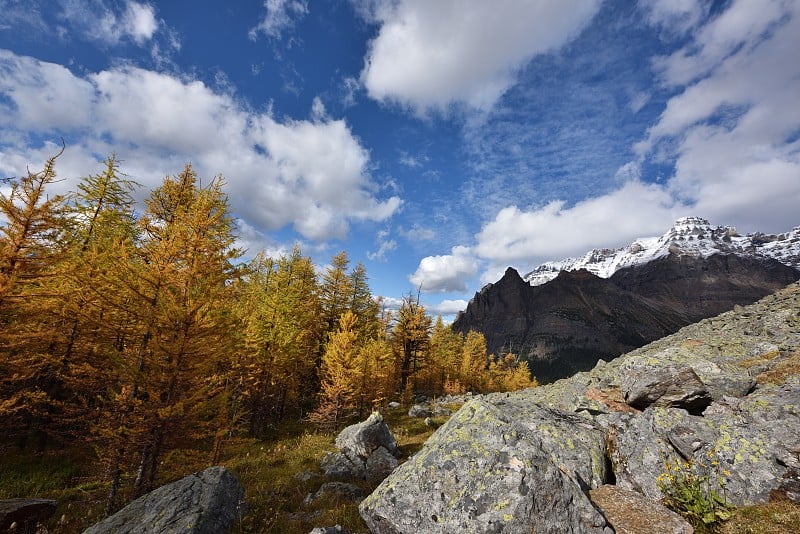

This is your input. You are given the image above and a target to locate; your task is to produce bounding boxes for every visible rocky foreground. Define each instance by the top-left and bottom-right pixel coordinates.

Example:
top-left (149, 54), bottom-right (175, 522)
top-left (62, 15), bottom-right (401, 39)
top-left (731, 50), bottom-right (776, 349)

top-left (361, 282), bottom-right (800, 533)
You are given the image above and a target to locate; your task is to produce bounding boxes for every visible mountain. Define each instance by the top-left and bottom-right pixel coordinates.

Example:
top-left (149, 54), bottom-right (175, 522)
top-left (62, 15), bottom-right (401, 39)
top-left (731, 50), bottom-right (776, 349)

top-left (453, 218), bottom-right (800, 383)
top-left (523, 216), bottom-right (800, 285)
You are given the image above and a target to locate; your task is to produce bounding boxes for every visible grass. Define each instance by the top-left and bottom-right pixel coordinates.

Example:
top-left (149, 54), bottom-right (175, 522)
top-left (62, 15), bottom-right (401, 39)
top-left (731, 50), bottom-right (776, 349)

top-left (719, 499), bottom-right (800, 534)
top-left (0, 404), bottom-right (448, 533)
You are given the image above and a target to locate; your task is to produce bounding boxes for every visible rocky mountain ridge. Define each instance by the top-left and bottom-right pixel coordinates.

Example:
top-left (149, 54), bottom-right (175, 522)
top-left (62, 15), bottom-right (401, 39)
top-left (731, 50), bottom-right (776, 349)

top-left (453, 252), bottom-right (799, 382)
top-left (523, 217), bottom-right (800, 286)
top-left (361, 281), bottom-right (800, 533)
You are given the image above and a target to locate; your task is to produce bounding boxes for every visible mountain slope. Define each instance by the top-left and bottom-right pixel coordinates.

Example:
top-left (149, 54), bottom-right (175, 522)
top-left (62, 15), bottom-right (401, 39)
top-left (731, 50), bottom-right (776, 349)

top-left (454, 223), bottom-right (800, 383)
top-left (524, 217), bottom-right (800, 286)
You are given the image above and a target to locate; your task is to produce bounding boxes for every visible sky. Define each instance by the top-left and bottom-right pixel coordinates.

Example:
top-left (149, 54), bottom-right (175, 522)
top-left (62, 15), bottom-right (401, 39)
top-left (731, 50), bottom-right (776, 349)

top-left (1, 0), bottom-right (799, 320)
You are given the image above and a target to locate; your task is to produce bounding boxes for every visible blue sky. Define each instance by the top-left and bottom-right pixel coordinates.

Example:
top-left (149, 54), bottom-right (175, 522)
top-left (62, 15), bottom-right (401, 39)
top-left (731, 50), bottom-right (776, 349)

top-left (1, 0), bottom-right (799, 319)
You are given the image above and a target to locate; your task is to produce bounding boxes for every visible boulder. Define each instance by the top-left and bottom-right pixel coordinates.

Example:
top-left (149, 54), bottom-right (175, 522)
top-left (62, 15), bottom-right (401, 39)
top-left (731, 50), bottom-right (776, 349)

top-left (0, 498), bottom-right (57, 531)
top-left (365, 446), bottom-right (399, 483)
top-left (304, 482), bottom-right (365, 506)
top-left (360, 398), bottom-right (609, 533)
top-left (321, 451), bottom-right (366, 479)
top-left (621, 365), bottom-right (711, 414)
top-left (83, 466), bottom-right (245, 534)
top-left (335, 412), bottom-right (399, 459)
top-left (589, 485), bottom-right (693, 534)
top-left (322, 413), bottom-right (401, 482)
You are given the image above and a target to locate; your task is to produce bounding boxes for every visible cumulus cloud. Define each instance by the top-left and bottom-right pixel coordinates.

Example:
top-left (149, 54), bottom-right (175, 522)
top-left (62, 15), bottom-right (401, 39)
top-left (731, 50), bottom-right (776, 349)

top-left (358, 0), bottom-right (602, 113)
top-left (472, 180), bottom-right (685, 279)
top-left (249, 0), bottom-right (309, 40)
top-left (409, 245), bottom-right (478, 292)
top-left (0, 51), bottom-right (401, 243)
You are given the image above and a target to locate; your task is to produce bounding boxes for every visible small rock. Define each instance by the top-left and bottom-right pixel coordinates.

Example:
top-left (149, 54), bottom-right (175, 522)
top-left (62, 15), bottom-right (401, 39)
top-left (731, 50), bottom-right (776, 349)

top-left (589, 485), bottom-right (693, 534)
top-left (388, 401), bottom-right (400, 409)
top-left (407, 404), bottom-right (432, 418)
top-left (295, 470), bottom-right (321, 482)
top-left (309, 525), bottom-right (350, 534)
top-left (335, 412), bottom-right (400, 458)
top-left (304, 482), bottom-right (365, 506)
top-left (423, 417), bottom-right (434, 427)
top-left (0, 499), bottom-right (58, 532)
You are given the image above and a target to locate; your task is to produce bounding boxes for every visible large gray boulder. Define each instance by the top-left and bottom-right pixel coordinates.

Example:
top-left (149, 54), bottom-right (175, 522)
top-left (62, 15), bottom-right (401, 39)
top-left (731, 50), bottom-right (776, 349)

top-left (322, 412), bottom-right (401, 482)
top-left (83, 466), bottom-right (245, 534)
top-left (359, 397), bottom-right (609, 533)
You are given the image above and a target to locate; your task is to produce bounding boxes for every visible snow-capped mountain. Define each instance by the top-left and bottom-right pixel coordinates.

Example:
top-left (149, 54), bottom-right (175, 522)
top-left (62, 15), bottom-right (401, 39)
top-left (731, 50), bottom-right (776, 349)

top-left (523, 217), bottom-right (800, 286)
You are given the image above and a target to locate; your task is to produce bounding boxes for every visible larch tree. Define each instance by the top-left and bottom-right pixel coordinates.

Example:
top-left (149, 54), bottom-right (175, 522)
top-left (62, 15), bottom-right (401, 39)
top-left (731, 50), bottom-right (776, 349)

top-left (236, 246), bottom-right (321, 436)
top-left (97, 165), bottom-right (241, 503)
top-left (308, 310), bottom-right (360, 431)
top-left (391, 293), bottom-right (432, 393)
top-left (0, 150), bottom-right (70, 447)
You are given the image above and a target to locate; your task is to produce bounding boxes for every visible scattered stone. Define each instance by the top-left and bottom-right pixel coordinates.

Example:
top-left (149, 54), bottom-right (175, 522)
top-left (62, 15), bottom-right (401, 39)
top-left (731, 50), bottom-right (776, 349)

top-left (423, 417), bottom-right (434, 427)
top-left (83, 466), bottom-right (245, 534)
top-left (589, 485), bottom-right (694, 534)
top-left (295, 470), bottom-right (321, 482)
top-left (387, 401), bottom-right (400, 409)
top-left (407, 404), bottom-right (432, 418)
top-left (309, 525), bottom-right (350, 534)
top-left (0, 499), bottom-right (57, 532)
top-left (304, 482), bottom-right (365, 506)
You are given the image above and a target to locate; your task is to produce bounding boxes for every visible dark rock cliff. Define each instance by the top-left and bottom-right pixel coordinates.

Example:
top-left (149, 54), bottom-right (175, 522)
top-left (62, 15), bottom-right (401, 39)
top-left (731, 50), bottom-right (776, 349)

top-left (452, 253), bottom-right (799, 383)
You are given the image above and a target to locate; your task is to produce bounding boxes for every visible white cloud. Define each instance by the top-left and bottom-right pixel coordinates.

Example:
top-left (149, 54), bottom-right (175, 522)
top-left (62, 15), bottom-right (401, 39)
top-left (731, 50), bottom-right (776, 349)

top-left (417, 0), bottom-right (800, 291)
top-left (638, 0), bottom-right (710, 36)
top-left (401, 223), bottom-right (435, 242)
top-left (473, 180), bottom-right (684, 272)
top-left (60, 0), bottom-right (160, 46)
top-left (358, 0), bottom-right (602, 114)
top-left (0, 51), bottom-right (401, 243)
top-left (409, 245), bottom-right (478, 292)
top-left (640, 0), bottom-right (800, 232)
top-left (426, 299), bottom-right (468, 318)
top-left (249, 0), bottom-right (309, 40)
top-left (367, 229), bottom-right (397, 261)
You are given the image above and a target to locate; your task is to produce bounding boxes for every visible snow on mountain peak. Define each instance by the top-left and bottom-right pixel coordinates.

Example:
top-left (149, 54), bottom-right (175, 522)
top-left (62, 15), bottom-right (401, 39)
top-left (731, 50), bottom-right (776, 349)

top-left (522, 217), bottom-right (800, 286)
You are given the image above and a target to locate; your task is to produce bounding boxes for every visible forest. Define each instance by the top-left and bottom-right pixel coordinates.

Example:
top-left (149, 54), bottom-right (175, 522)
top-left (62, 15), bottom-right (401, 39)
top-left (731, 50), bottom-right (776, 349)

top-left (0, 151), bottom-right (535, 515)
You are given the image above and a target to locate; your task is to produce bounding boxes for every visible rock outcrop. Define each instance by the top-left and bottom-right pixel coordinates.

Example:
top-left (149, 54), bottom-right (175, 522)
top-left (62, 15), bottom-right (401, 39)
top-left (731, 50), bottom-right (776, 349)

top-left (321, 412), bottom-right (401, 483)
top-left (362, 282), bottom-right (800, 532)
top-left (83, 466), bottom-right (245, 534)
